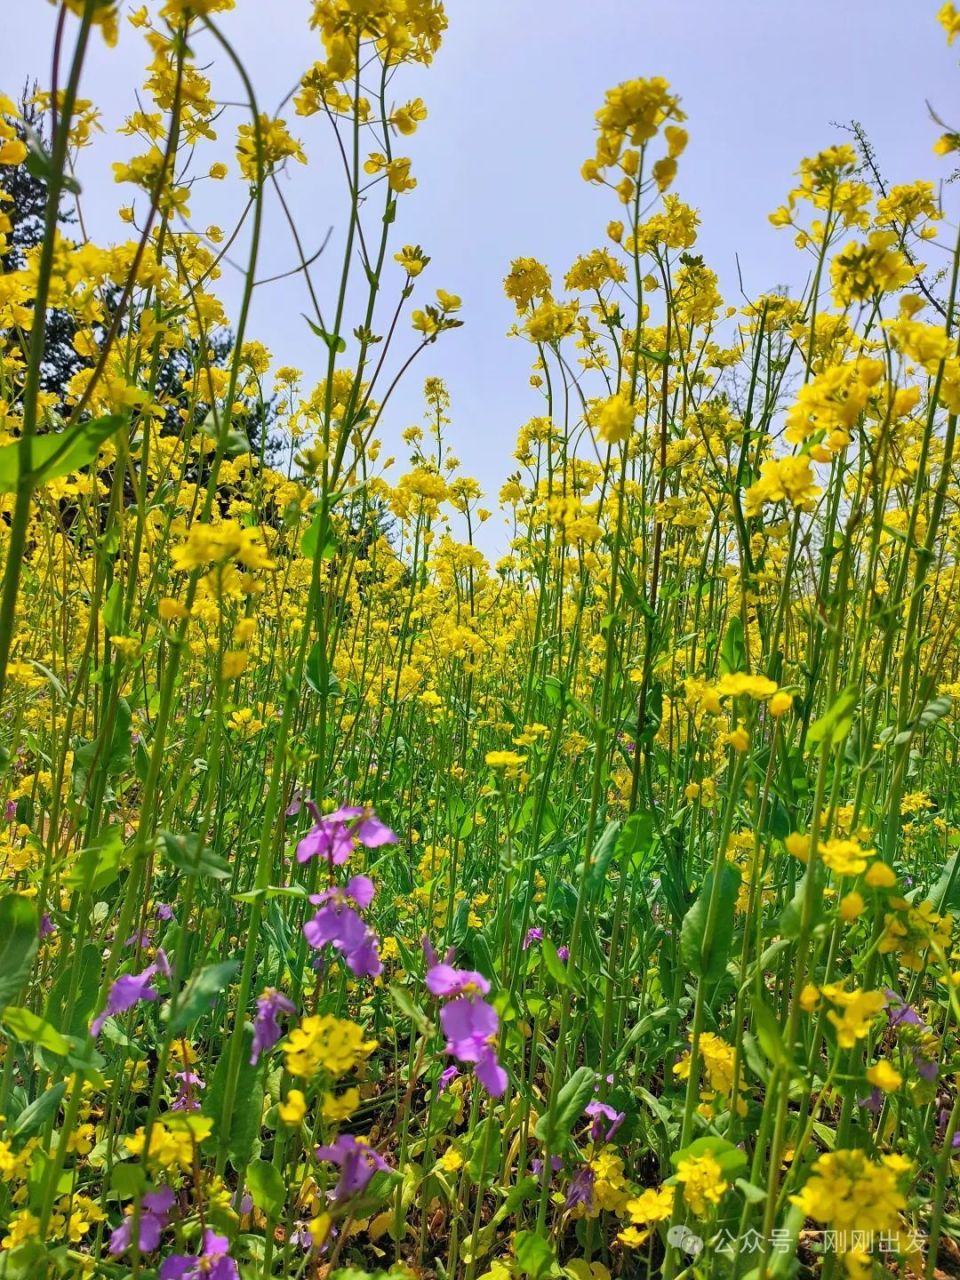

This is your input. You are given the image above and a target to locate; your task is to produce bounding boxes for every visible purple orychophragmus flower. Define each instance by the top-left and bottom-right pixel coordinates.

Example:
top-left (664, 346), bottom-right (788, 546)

top-left (250, 988), bottom-right (296, 1064)
top-left (315, 1134), bottom-right (391, 1202)
top-left (885, 989), bottom-right (923, 1028)
top-left (159, 1230), bottom-right (239, 1280)
top-left (39, 913), bottom-right (56, 939)
top-left (423, 940), bottom-right (507, 1097)
top-left (108, 1186), bottom-right (176, 1257)
top-left (91, 950), bottom-right (170, 1039)
top-left (171, 1070), bottom-right (204, 1112)
top-left (565, 1165), bottom-right (595, 1212)
top-left (523, 928), bottom-right (543, 950)
top-left (303, 876), bottom-right (381, 977)
top-left (438, 1065), bottom-right (459, 1092)
top-left (296, 803), bottom-right (397, 867)
top-left (584, 1100), bottom-right (624, 1143)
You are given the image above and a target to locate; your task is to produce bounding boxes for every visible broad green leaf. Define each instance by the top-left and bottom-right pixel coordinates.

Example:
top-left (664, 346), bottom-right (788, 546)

top-left (515, 1228), bottom-right (558, 1280)
top-left (0, 895), bottom-right (38, 1013)
top-left (156, 831), bottom-right (230, 881)
top-left (0, 415), bottom-right (125, 492)
top-left (533, 1066), bottom-right (596, 1151)
top-left (110, 1163), bottom-right (148, 1200)
top-left (679, 862), bottom-right (741, 981)
top-left (101, 581), bottom-right (123, 637)
top-left (169, 960), bottom-right (238, 1036)
top-left (719, 616), bottom-right (746, 676)
top-left (247, 1159), bottom-right (286, 1217)
top-left (10, 1082), bottom-right (66, 1139)
top-left (584, 820), bottom-right (620, 895)
top-left (388, 983), bottom-right (430, 1032)
top-left (670, 1135), bottom-right (747, 1177)
top-left (64, 827), bottom-right (127, 895)
top-left (541, 938), bottom-right (572, 988)
top-left (204, 1022), bottom-right (262, 1168)
top-left (751, 994), bottom-right (793, 1071)
top-left (47, 942), bottom-right (101, 1038)
top-left (3, 1006), bottom-right (71, 1056)
top-left (807, 685), bottom-right (857, 749)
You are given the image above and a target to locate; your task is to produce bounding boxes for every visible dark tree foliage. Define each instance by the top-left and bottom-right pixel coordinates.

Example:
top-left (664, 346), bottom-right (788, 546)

top-left (0, 85), bottom-right (279, 465)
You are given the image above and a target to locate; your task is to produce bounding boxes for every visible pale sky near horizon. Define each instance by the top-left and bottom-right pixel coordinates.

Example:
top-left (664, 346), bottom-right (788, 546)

top-left (6, 1), bottom-right (960, 553)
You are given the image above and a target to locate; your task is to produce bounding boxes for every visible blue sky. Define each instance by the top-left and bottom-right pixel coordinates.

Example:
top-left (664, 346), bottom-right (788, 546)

top-left (8, 2), bottom-right (959, 550)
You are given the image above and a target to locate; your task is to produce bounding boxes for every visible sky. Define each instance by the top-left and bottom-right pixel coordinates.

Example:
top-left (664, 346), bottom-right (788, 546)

top-left (6, 1), bottom-right (959, 552)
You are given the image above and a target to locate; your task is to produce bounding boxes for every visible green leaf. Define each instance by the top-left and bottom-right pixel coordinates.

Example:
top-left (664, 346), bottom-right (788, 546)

top-left (807, 685), bottom-right (857, 749)
top-left (515, 1228), bottom-right (558, 1279)
top-left (584, 820), bottom-right (620, 895)
top-left (751, 994), bottom-right (793, 1071)
top-left (10, 1083), bottom-right (66, 1139)
top-left (303, 316), bottom-right (346, 354)
top-left (169, 960), bottom-right (238, 1036)
top-left (204, 1021), bottom-right (262, 1167)
top-left (541, 938), bottom-right (572, 989)
top-left (64, 827), bottom-right (128, 896)
top-left (305, 640), bottom-right (341, 699)
top-left (47, 942), bottom-right (101, 1038)
top-left (670, 1135), bottom-right (747, 1177)
top-left (0, 895), bottom-right (38, 1013)
top-left (3, 1006), bottom-right (71, 1056)
top-left (679, 862), bottom-right (741, 981)
top-left (156, 831), bottom-right (230, 881)
top-left (533, 1066), bottom-right (596, 1151)
top-left (388, 983), bottom-right (430, 1032)
top-left (101, 581), bottom-right (124, 636)
top-left (24, 124), bottom-right (81, 194)
top-left (247, 1159), bottom-right (286, 1217)
top-left (110, 1163), bottom-right (147, 1200)
top-left (926, 851), bottom-right (960, 913)
top-left (0, 415), bottom-right (125, 492)
top-left (72, 700), bottom-right (132, 797)
top-left (719, 616), bottom-right (746, 675)
top-left (636, 345), bottom-right (669, 366)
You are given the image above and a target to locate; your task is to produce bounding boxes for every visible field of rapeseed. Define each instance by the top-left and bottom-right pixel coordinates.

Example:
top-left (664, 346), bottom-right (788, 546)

top-left (2, 3), bottom-right (960, 1277)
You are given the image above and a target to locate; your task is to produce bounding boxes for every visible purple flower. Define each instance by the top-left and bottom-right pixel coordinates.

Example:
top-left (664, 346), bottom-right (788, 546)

top-left (914, 1052), bottom-right (938, 1082)
top-left (157, 903), bottom-right (174, 922)
top-left (859, 1088), bottom-right (883, 1114)
top-left (424, 947), bottom-right (507, 1097)
top-left (303, 877), bottom-right (381, 978)
top-left (172, 1070), bottom-right (204, 1112)
top-left (296, 804), bottom-right (397, 867)
top-left (251, 988), bottom-right (296, 1064)
top-left (952, 1132), bottom-right (960, 1149)
top-left (315, 1134), bottom-right (391, 1202)
top-left (109, 1186), bottom-right (176, 1257)
top-left (532, 1155), bottom-right (563, 1179)
top-left (885, 989), bottom-right (923, 1028)
top-left (425, 963), bottom-right (490, 998)
top-left (159, 1230), bottom-right (239, 1280)
top-left (523, 928), bottom-right (544, 950)
top-left (438, 1065), bottom-right (459, 1092)
top-left (39, 913), bottom-right (56, 938)
top-left (565, 1165), bottom-right (595, 1212)
top-left (584, 1100), bottom-right (624, 1143)
top-left (91, 951), bottom-right (170, 1038)
top-left (4, 800), bottom-right (16, 821)
top-left (557, 946), bottom-right (570, 962)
